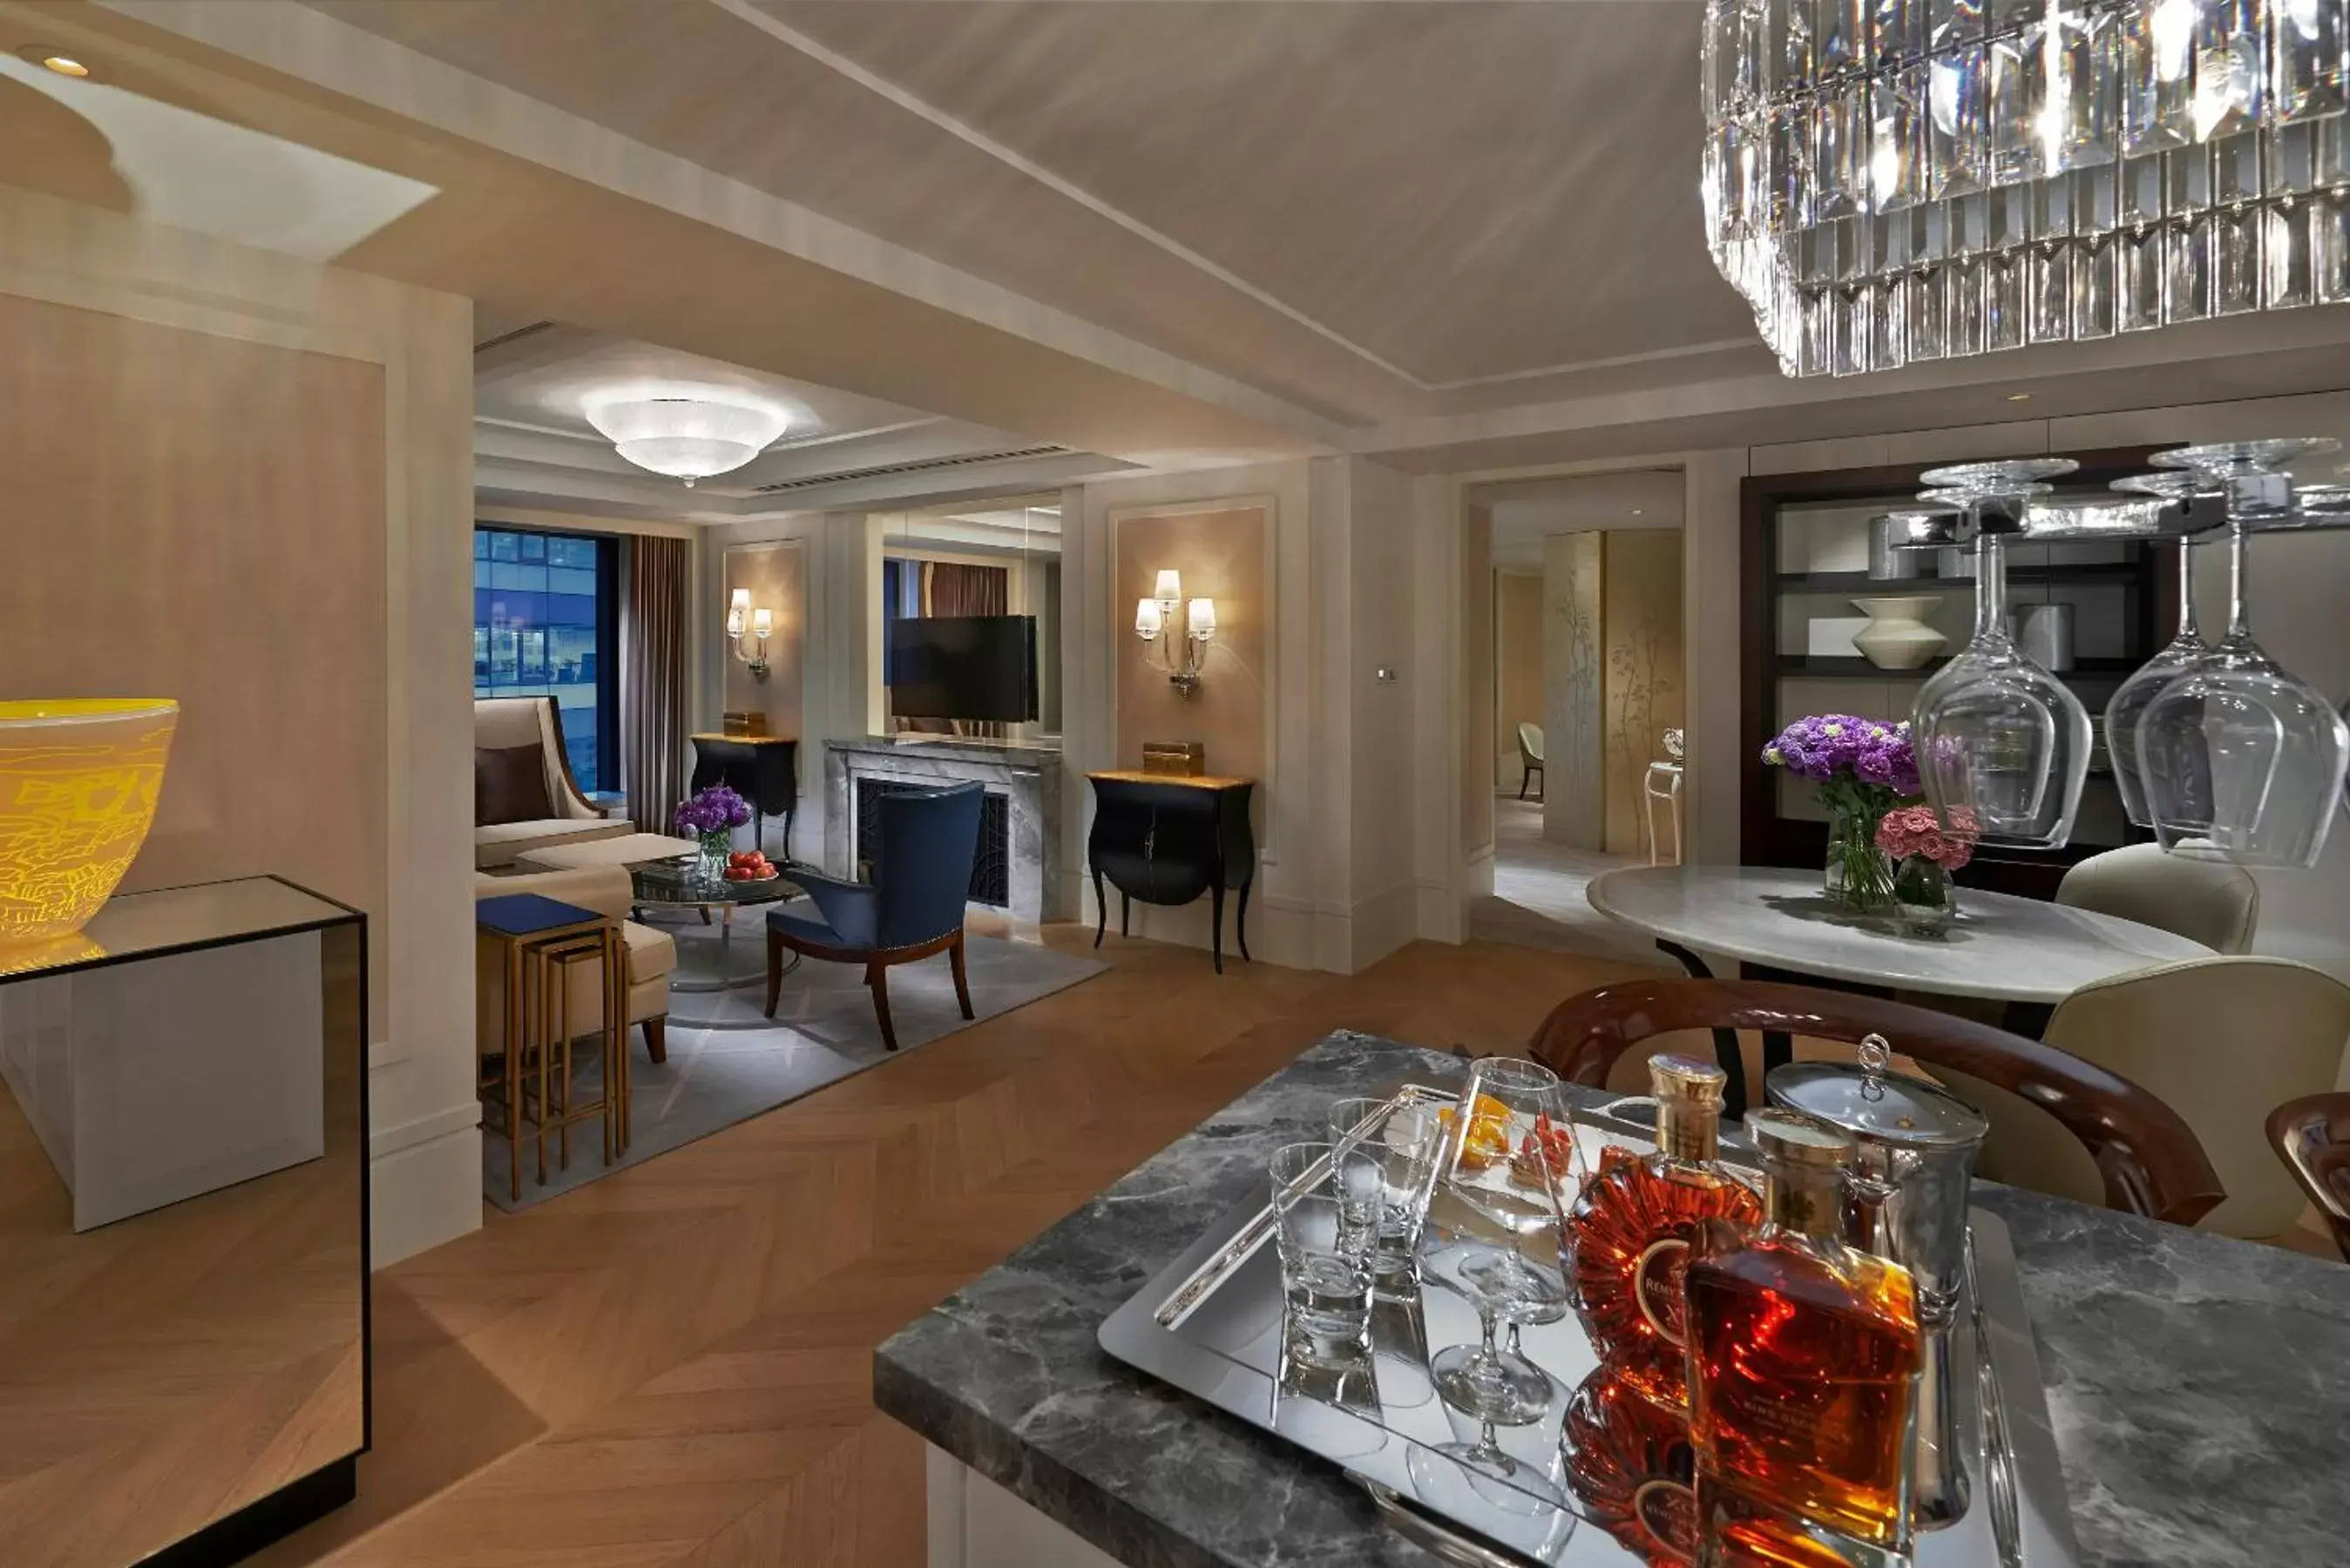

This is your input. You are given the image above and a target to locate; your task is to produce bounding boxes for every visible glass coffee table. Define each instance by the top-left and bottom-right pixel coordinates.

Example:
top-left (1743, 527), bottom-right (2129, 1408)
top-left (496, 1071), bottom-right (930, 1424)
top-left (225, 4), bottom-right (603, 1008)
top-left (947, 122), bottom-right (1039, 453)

top-left (628, 857), bottom-right (808, 1008)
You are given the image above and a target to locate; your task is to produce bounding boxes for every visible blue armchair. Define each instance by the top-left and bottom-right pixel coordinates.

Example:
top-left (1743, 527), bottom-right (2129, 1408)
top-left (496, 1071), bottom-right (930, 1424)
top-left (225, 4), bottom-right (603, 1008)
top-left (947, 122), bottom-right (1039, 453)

top-left (764, 780), bottom-right (985, 1051)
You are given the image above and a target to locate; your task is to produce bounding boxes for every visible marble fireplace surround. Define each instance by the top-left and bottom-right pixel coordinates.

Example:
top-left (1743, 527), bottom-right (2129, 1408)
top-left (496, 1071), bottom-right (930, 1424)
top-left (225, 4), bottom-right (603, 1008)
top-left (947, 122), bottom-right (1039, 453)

top-left (823, 738), bottom-right (1067, 925)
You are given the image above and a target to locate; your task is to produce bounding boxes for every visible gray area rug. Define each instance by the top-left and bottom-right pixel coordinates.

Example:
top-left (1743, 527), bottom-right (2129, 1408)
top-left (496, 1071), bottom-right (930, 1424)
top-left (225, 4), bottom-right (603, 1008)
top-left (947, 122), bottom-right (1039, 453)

top-left (481, 900), bottom-right (1105, 1212)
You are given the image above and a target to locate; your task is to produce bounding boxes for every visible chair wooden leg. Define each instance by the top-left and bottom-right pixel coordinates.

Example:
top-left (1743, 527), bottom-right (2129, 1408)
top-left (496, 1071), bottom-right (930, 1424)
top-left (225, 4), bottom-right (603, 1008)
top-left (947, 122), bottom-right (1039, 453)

top-left (699, 908), bottom-right (712, 925)
top-left (949, 931), bottom-right (974, 1020)
top-left (1520, 770), bottom-right (1530, 801)
top-left (642, 1015), bottom-right (667, 1064)
top-left (868, 960), bottom-right (899, 1051)
top-left (764, 929), bottom-right (784, 1018)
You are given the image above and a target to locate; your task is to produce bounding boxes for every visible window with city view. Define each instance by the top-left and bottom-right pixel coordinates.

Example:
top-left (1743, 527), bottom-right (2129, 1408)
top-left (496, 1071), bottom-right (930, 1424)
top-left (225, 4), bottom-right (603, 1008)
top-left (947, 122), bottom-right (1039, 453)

top-left (473, 526), bottom-right (616, 791)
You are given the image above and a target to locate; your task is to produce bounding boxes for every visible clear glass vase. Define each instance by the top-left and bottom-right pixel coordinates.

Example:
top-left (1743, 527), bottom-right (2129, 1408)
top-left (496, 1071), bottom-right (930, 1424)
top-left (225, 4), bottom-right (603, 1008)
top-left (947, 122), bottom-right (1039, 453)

top-left (1823, 803), bottom-right (1894, 913)
top-left (697, 829), bottom-right (731, 881)
top-left (1889, 856), bottom-right (1957, 937)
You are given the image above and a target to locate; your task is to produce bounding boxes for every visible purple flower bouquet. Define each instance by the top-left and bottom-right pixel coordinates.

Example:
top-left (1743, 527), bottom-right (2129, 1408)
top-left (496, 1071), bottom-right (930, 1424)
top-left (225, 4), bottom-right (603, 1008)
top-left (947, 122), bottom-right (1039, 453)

top-left (1762, 714), bottom-right (1922, 910)
top-left (675, 785), bottom-right (753, 876)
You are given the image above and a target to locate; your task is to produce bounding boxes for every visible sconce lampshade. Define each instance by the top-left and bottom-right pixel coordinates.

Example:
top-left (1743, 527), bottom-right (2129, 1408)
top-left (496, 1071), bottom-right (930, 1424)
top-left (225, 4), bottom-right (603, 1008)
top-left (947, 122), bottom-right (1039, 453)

top-left (1134, 598), bottom-right (1165, 639)
top-left (0, 700), bottom-right (178, 946)
top-left (726, 587), bottom-right (750, 637)
top-left (1187, 598), bottom-right (1217, 641)
top-left (749, 607), bottom-right (774, 639)
top-left (1153, 569), bottom-right (1183, 605)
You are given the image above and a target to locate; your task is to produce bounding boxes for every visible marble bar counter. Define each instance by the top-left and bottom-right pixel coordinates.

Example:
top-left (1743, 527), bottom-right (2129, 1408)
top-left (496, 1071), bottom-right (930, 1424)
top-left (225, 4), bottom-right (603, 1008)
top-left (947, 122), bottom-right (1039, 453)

top-left (876, 1031), bottom-right (2350, 1568)
top-left (824, 735), bottom-right (1067, 923)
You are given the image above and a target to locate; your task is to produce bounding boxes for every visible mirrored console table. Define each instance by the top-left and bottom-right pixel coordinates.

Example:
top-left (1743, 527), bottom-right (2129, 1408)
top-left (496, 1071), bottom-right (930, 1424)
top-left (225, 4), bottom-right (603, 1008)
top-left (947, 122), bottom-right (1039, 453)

top-left (0, 875), bottom-right (368, 1565)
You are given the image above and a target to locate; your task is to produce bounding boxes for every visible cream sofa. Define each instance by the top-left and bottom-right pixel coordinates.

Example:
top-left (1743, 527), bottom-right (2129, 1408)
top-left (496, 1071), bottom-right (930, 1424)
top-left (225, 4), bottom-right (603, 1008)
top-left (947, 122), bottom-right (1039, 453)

top-left (475, 696), bottom-right (632, 869)
top-left (475, 865), bottom-right (676, 1064)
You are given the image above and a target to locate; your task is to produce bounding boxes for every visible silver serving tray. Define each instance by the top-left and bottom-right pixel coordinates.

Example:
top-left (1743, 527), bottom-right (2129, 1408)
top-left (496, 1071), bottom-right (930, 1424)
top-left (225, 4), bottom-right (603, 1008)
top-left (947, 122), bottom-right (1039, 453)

top-left (1099, 1085), bottom-right (2081, 1566)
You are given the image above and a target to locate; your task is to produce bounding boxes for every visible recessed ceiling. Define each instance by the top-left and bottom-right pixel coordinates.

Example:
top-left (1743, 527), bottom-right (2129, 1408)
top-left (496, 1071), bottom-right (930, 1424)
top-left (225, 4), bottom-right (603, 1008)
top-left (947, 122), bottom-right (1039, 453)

top-left (304, 0), bottom-right (1753, 422)
top-left (472, 325), bottom-right (1133, 520)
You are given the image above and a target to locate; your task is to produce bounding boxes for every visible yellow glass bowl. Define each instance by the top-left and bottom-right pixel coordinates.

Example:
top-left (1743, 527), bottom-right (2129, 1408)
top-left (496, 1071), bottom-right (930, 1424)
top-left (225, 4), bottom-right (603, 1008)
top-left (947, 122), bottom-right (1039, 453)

top-left (0, 700), bottom-right (179, 944)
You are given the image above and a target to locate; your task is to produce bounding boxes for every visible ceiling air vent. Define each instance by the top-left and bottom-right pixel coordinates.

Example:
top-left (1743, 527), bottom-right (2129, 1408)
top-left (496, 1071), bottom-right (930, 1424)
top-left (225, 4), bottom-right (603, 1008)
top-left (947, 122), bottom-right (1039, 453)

top-left (751, 445), bottom-right (1069, 494)
top-left (474, 319), bottom-right (559, 354)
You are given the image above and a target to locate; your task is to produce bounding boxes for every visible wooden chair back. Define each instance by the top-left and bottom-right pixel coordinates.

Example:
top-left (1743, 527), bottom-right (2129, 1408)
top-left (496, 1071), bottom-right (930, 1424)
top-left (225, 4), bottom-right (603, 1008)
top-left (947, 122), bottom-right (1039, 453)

top-left (1526, 977), bottom-right (2225, 1227)
top-left (2266, 1092), bottom-right (2350, 1262)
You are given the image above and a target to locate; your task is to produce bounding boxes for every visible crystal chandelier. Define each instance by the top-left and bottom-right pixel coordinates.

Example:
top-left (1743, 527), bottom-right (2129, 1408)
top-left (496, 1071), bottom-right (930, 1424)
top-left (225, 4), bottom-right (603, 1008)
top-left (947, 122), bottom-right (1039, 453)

top-left (1702, 1), bottom-right (2350, 378)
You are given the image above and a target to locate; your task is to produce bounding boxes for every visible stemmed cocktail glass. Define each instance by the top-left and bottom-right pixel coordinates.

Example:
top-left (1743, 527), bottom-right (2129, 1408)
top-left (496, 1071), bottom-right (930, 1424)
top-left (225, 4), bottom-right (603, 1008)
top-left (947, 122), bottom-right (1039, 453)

top-left (2130, 440), bottom-right (2350, 869)
top-left (1909, 459), bottom-right (2093, 850)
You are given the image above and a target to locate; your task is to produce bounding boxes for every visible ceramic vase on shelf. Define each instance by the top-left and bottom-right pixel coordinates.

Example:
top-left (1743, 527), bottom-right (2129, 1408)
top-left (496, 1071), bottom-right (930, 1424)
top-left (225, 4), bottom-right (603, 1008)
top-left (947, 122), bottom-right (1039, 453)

top-left (0, 699), bottom-right (178, 948)
top-left (1849, 596), bottom-right (1947, 671)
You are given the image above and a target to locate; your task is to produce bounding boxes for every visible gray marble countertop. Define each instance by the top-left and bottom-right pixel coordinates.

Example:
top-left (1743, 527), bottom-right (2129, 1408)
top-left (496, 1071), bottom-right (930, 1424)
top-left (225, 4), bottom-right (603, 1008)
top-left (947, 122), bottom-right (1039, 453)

top-left (875, 1031), bottom-right (2350, 1568)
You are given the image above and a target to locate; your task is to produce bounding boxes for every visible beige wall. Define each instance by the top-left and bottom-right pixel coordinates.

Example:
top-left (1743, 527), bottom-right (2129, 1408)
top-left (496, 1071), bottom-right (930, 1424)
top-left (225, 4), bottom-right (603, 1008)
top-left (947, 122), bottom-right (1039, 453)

top-left (1, 292), bottom-right (390, 941)
top-left (721, 540), bottom-right (807, 740)
top-left (1542, 532), bottom-right (1605, 849)
top-left (1495, 571), bottom-right (1543, 790)
top-left (0, 185), bottom-right (478, 1266)
top-left (1113, 504), bottom-right (1268, 783)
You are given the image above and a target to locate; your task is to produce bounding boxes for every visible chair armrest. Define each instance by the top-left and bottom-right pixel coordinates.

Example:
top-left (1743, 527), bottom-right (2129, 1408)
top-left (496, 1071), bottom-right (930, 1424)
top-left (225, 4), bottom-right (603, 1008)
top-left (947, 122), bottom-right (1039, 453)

top-left (790, 869), bottom-right (879, 949)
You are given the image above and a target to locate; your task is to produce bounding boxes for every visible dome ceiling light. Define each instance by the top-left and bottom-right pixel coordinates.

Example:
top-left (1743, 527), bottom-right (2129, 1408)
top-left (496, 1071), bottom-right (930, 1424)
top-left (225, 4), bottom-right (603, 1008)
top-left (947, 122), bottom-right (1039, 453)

top-left (581, 394), bottom-right (791, 487)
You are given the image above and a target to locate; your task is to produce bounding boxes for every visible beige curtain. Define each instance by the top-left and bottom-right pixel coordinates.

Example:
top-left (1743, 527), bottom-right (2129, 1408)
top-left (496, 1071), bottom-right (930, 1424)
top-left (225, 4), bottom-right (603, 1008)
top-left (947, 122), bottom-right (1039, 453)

top-left (620, 535), bottom-right (690, 835)
top-left (920, 560), bottom-right (1009, 618)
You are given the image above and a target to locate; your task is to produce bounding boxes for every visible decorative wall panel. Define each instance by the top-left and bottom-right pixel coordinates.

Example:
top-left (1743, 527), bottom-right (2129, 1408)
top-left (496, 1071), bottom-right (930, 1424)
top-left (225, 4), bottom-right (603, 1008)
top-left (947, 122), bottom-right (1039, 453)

top-left (1602, 531), bottom-right (1685, 857)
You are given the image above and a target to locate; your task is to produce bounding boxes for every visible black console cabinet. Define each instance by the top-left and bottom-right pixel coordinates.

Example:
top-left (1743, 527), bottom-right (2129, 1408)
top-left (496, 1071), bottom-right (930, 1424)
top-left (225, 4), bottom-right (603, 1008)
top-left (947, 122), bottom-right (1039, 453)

top-left (1086, 772), bottom-right (1256, 973)
top-left (690, 733), bottom-right (798, 857)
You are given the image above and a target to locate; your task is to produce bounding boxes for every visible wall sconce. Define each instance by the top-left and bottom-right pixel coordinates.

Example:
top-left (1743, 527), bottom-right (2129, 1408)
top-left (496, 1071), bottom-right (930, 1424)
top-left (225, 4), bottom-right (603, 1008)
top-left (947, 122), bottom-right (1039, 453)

top-left (726, 586), bottom-right (774, 681)
top-left (1134, 569), bottom-right (1216, 698)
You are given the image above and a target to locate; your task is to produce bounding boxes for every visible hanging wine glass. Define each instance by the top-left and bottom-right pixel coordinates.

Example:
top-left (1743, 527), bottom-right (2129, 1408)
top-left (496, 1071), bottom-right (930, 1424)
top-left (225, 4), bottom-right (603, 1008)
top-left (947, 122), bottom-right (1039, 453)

top-left (1417, 1057), bottom-right (1575, 1429)
top-left (1908, 459), bottom-right (2092, 850)
top-left (2135, 440), bottom-right (2350, 869)
top-left (2103, 473), bottom-right (2218, 828)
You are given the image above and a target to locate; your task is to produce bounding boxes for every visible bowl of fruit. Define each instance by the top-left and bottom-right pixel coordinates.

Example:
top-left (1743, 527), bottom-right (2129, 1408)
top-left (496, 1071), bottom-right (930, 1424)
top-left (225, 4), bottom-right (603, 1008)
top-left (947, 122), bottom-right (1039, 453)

top-left (723, 850), bottom-right (780, 882)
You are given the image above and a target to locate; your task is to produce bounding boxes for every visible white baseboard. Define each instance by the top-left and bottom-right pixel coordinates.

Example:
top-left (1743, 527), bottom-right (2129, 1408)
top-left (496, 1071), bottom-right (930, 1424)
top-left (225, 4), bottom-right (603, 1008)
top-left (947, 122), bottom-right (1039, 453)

top-left (369, 1110), bottom-right (482, 1267)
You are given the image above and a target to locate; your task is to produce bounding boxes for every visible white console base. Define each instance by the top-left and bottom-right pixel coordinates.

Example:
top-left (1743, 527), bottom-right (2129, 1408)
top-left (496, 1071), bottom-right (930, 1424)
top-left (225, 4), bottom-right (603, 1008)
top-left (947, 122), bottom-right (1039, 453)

top-left (926, 1444), bottom-right (1123, 1568)
top-left (0, 929), bottom-right (325, 1231)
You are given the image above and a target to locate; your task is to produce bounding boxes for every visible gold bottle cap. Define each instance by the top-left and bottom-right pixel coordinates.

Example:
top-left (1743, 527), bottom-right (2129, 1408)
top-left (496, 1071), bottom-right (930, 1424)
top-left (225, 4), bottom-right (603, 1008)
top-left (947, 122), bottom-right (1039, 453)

top-left (1746, 1108), bottom-right (1857, 1170)
top-left (1649, 1054), bottom-right (1728, 1105)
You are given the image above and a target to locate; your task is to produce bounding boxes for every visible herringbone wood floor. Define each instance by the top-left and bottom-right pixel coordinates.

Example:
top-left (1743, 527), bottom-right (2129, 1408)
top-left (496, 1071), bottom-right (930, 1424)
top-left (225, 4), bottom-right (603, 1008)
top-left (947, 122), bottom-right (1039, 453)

top-left (254, 929), bottom-right (1665, 1568)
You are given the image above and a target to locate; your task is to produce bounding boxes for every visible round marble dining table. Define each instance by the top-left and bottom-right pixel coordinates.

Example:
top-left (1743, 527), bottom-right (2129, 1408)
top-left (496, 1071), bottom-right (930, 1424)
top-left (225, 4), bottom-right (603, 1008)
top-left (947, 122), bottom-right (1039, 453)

top-left (1586, 863), bottom-right (2212, 1004)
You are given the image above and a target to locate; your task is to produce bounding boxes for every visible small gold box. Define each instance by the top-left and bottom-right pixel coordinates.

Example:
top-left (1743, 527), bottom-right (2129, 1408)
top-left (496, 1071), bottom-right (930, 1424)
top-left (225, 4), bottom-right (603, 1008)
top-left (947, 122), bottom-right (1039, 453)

top-left (1141, 740), bottom-right (1205, 777)
top-left (722, 711), bottom-right (769, 738)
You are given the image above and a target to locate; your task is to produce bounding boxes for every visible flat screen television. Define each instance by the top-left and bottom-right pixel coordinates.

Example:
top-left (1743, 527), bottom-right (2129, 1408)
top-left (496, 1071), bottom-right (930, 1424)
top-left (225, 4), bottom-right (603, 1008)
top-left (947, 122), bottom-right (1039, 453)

top-left (888, 614), bottom-right (1038, 722)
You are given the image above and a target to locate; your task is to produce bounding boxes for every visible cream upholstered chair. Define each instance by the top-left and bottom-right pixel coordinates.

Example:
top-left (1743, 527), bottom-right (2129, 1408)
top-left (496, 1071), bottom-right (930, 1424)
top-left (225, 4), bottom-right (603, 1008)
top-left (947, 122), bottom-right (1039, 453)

top-left (2055, 843), bottom-right (2259, 953)
top-left (1516, 722), bottom-right (1545, 801)
top-left (1945, 956), bottom-right (2350, 1239)
top-left (474, 865), bottom-right (675, 1063)
top-left (474, 696), bottom-right (631, 868)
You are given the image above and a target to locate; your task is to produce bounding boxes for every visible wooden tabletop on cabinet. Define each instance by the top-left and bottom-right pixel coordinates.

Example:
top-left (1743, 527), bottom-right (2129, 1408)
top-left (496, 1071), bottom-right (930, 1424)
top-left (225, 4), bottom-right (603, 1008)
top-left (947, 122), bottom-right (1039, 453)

top-left (690, 733), bottom-right (799, 745)
top-left (1087, 770), bottom-right (1255, 790)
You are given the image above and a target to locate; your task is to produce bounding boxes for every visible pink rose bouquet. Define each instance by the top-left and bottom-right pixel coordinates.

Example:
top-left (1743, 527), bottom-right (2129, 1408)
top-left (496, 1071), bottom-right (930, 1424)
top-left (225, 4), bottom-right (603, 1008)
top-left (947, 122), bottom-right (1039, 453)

top-left (1876, 803), bottom-right (1976, 871)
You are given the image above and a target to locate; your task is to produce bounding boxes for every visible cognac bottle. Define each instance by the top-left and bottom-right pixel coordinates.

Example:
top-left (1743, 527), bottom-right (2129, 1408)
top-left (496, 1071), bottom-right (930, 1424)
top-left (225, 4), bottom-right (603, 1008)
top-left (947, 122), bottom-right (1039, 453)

top-left (1566, 1055), bottom-right (1762, 1409)
top-left (1683, 1109), bottom-right (1921, 1565)
top-left (1561, 1367), bottom-right (1698, 1566)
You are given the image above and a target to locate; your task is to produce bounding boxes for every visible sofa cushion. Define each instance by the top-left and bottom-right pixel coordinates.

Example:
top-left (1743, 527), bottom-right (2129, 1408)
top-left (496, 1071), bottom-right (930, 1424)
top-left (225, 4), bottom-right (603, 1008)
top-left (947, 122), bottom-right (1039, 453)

top-left (476, 744), bottom-right (553, 825)
top-left (475, 817), bottom-right (631, 869)
top-left (620, 920), bottom-right (676, 984)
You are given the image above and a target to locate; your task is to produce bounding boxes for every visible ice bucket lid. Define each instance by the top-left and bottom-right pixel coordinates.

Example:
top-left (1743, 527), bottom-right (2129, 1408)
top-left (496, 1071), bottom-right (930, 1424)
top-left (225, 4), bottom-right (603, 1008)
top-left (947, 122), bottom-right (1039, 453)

top-left (1765, 1038), bottom-right (1987, 1151)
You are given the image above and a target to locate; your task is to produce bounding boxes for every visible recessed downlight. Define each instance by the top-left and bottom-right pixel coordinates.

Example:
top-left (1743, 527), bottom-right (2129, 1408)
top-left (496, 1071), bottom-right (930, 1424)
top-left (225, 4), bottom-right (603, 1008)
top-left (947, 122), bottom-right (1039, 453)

top-left (2008, 392), bottom-right (2031, 402)
top-left (16, 45), bottom-right (92, 78)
